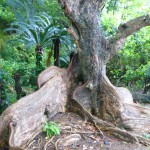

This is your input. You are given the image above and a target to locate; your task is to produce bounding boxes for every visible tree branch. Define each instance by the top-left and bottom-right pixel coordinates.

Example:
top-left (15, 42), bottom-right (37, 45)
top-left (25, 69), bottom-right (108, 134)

top-left (109, 14), bottom-right (150, 52)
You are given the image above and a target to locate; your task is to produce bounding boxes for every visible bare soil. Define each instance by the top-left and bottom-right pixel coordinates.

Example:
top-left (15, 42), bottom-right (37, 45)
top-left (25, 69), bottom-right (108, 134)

top-left (27, 112), bottom-right (149, 150)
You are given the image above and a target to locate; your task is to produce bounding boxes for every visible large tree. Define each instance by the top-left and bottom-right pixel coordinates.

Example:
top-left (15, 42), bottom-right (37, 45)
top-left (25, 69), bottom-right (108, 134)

top-left (0, 0), bottom-right (150, 149)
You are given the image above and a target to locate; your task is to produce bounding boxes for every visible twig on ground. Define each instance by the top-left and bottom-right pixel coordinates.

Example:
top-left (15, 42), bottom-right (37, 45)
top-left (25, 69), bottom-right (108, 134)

top-left (93, 120), bottom-right (105, 139)
top-left (61, 130), bottom-right (96, 134)
top-left (37, 138), bottom-right (41, 147)
top-left (54, 139), bottom-right (60, 150)
top-left (68, 123), bottom-right (81, 129)
top-left (26, 130), bottom-right (41, 146)
top-left (27, 140), bottom-right (36, 150)
top-left (32, 146), bottom-right (40, 150)
top-left (44, 136), bottom-right (55, 150)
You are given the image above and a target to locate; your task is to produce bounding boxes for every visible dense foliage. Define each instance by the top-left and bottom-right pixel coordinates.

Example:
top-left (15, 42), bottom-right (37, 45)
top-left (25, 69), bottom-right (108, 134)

top-left (101, 0), bottom-right (150, 92)
top-left (0, 0), bottom-right (149, 113)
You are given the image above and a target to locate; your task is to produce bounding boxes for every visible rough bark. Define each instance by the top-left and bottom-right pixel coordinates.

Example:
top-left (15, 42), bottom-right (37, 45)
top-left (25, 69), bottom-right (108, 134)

top-left (0, 53), bottom-right (80, 149)
top-left (0, 1), bottom-right (150, 149)
top-left (58, 0), bottom-right (150, 144)
top-left (0, 67), bottom-right (69, 149)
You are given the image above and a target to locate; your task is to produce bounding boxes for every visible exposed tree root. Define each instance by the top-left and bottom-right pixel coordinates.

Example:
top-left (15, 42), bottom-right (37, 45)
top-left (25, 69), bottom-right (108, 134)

top-left (38, 66), bottom-right (66, 88)
top-left (0, 60), bottom-right (150, 149)
top-left (70, 98), bottom-right (150, 146)
top-left (26, 131), bottom-right (41, 148)
top-left (0, 67), bottom-right (69, 149)
top-left (44, 136), bottom-right (54, 150)
top-left (54, 138), bottom-right (60, 150)
top-left (27, 139), bottom-right (39, 150)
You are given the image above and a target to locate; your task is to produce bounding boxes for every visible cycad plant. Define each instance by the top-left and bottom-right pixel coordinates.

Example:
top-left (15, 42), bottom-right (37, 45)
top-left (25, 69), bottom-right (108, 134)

top-left (6, 12), bottom-right (71, 74)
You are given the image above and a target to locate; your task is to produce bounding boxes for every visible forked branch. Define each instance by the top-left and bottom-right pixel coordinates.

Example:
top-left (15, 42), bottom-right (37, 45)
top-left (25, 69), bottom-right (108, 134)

top-left (110, 14), bottom-right (150, 52)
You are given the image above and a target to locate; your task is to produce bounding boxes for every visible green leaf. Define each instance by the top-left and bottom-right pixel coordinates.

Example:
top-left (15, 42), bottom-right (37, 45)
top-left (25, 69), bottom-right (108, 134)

top-left (43, 121), bottom-right (60, 138)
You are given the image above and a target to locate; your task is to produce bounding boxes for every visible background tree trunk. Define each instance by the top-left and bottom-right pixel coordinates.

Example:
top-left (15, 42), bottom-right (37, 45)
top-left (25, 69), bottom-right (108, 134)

top-left (35, 45), bottom-right (44, 75)
top-left (13, 72), bottom-right (25, 100)
top-left (46, 49), bottom-right (53, 67)
top-left (53, 38), bottom-right (60, 67)
top-left (0, 73), bottom-right (9, 114)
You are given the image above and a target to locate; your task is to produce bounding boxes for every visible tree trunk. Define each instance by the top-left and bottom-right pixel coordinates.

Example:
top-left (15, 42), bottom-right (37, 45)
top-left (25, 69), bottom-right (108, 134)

top-left (53, 38), bottom-right (60, 67)
top-left (35, 45), bottom-right (44, 75)
top-left (58, 0), bottom-right (150, 143)
top-left (0, 72), bottom-right (9, 114)
top-left (46, 49), bottom-right (53, 67)
top-left (0, 0), bottom-right (150, 149)
top-left (58, 0), bottom-right (123, 120)
top-left (58, 0), bottom-right (150, 118)
top-left (13, 72), bottom-right (25, 100)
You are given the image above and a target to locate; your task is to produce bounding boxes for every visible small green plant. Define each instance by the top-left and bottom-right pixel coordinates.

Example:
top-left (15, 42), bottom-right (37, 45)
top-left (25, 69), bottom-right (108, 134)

top-left (143, 133), bottom-right (150, 140)
top-left (43, 121), bottom-right (60, 138)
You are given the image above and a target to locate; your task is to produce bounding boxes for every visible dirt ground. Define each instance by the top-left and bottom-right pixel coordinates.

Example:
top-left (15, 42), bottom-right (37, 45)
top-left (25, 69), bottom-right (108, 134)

top-left (28, 112), bottom-right (149, 150)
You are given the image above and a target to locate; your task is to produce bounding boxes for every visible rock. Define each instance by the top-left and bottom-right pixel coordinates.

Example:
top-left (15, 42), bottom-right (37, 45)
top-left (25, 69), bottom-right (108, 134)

top-left (116, 87), bottom-right (134, 104)
top-left (59, 134), bottom-right (81, 146)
